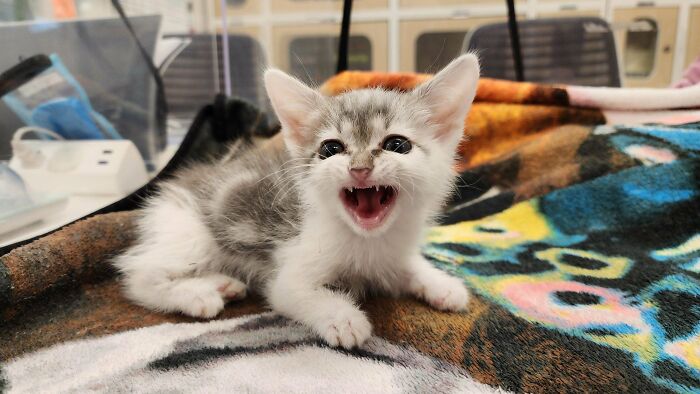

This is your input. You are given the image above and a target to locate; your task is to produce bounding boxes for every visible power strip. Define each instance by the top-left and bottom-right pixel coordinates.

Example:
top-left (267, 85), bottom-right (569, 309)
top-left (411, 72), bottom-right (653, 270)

top-left (9, 140), bottom-right (149, 196)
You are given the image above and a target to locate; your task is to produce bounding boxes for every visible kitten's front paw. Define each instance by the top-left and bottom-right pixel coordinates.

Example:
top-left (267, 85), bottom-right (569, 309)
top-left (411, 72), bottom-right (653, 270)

top-left (181, 291), bottom-right (226, 319)
top-left (418, 277), bottom-right (470, 312)
top-left (317, 308), bottom-right (372, 350)
top-left (213, 275), bottom-right (248, 301)
top-left (174, 274), bottom-right (247, 319)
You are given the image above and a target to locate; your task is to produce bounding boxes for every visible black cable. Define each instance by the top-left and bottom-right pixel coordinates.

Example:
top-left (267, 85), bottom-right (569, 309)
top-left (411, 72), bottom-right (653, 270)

top-left (336, 0), bottom-right (354, 73)
top-left (111, 0), bottom-right (168, 143)
top-left (506, 0), bottom-right (525, 81)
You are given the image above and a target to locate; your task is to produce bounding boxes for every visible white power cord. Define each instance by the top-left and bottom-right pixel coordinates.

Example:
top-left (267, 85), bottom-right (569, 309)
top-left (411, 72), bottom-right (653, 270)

top-left (11, 126), bottom-right (64, 169)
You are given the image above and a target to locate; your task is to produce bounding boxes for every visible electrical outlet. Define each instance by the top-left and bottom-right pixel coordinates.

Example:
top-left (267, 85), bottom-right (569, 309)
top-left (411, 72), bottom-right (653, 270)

top-left (9, 140), bottom-right (149, 196)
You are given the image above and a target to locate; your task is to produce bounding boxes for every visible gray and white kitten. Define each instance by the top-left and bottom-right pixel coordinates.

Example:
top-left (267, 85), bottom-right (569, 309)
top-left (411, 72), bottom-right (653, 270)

top-left (114, 54), bottom-right (479, 349)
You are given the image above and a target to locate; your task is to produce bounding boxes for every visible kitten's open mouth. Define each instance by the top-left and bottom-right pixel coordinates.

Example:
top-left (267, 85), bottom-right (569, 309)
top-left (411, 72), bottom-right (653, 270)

top-left (340, 185), bottom-right (397, 230)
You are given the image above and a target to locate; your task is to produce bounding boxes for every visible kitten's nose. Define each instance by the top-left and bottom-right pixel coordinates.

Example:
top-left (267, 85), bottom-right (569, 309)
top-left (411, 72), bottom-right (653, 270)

top-left (349, 167), bottom-right (372, 182)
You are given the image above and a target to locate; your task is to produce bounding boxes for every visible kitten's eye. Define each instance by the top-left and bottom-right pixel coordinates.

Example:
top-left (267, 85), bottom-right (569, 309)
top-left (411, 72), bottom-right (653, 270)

top-left (319, 140), bottom-right (345, 159)
top-left (382, 136), bottom-right (412, 154)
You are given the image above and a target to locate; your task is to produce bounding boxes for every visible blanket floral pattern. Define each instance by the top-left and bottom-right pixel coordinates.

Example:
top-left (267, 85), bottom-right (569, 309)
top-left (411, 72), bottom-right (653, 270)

top-left (426, 123), bottom-right (700, 393)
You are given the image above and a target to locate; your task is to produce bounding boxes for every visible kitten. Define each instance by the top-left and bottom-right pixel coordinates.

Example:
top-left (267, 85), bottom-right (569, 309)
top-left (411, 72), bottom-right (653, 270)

top-left (114, 54), bottom-right (480, 349)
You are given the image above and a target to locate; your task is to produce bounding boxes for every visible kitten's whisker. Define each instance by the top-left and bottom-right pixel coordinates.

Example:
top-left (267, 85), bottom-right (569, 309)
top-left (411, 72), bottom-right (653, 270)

top-left (292, 51), bottom-right (317, 87)
top-left (426, 37), bottom-right (448, 74)
top-left (269, 170), bottom-right (310, 191)
top-left (454, 173), bottom-right (484, 192)
top-left (272, 178), bottom-right (299, 192)
top-left (393, 169), bottom-right (418, 197)
top-left (256, 166), bottom-right (299, 186)
top-left (270, 171), bottom-right (308, 205)
top-left (264, 164), bottom-right (315, 187)
top-left (394, 139), bottom-right (412, 152)
top-left (394, 181), bottom-right (414, 205)
top-left (270, 179), bottom-right (298, 199)
top-left (403, 185), bottom-right (415, 205)
top-left (275, 167), bottom-right (310, 185)
top-left (280, 157), bottom-right (316, 164)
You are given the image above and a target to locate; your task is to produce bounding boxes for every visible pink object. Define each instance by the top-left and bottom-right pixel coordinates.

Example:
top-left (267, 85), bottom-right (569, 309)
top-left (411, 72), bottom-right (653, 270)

top-left (624, 144), bottom-right (677, 164)
top-left (673, 54), bottom-right (700, 88)
top-left (500, 279), bottom-right (648, 333)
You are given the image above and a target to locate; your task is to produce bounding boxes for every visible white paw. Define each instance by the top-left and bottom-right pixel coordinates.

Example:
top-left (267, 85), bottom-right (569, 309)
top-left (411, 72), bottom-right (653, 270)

top-left (181, 289), bottom-right (226, 318)
top-left (211, 274), bottom-right (248, 301)
top-left (420, 276), bottom-right (470, 312)
top-left (170, 274), bottom-right (247, 319)
top-left (317, 308), bottom-right (372, 349)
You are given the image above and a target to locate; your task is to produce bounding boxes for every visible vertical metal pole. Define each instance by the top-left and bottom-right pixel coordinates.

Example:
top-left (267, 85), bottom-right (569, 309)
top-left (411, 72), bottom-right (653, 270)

top-left (220, 0), bottom-right (232, 95)
top-left (337, 0), bottom-right (354, 73)
top-left (506, 0), bottom-right (525, 81)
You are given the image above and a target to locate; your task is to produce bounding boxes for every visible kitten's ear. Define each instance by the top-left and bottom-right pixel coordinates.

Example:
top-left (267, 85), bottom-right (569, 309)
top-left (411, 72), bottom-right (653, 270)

top-left (264, 69), bottom-right (322, 149)
top-left (413, 54), bottom-right (480, 145)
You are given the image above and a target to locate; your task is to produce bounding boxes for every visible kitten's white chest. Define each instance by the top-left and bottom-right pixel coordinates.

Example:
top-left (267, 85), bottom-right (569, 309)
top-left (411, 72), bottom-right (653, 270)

top-left (298, 216), bottom-right (417, 293)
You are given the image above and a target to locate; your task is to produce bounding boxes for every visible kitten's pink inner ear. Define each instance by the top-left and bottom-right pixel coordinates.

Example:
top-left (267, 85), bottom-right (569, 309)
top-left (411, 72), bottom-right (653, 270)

top-left (415, 54), bottom-right (480, 140)
top-left (264, 69), bottom-right (320, 146)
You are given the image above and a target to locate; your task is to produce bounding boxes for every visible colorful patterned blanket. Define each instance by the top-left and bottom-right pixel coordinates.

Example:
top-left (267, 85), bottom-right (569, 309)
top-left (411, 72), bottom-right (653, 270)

top-left (2, 74), bottom-right (699, 393)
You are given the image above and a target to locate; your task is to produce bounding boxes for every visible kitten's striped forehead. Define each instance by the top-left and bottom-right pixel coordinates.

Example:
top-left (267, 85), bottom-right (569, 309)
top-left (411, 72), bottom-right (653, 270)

top-left (323, 89), bottom-right (402, 147)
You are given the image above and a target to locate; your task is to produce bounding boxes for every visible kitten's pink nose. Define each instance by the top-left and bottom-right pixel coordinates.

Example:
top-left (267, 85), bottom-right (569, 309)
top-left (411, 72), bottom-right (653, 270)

top-left (350, 168), bottom-right (372, 182)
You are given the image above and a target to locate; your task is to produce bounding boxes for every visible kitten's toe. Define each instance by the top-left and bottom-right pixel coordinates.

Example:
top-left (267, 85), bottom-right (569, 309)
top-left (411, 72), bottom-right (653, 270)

top-left (213, 275), bottom-right (248, 300)
top-left (182, 291), bottom-right (225, 319)
top-left (319, 308), bottom-right (372, 349)
top-left (168, 276), bottom-right (235, 318)
top-left (424, 278), bottom-right (470, 312)
top-left (178, 274), bottom-right (246, 317)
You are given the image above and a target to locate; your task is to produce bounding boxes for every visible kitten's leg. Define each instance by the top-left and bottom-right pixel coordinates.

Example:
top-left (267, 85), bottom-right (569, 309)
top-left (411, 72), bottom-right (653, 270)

top-left (266, 261), bottom-right (372, 349)
top-left (405, 255), bottom-right (470, 312)
top-left (123, 271), bottom-right (247, 318)
top-left (114, 191), bottom-right (247, 319)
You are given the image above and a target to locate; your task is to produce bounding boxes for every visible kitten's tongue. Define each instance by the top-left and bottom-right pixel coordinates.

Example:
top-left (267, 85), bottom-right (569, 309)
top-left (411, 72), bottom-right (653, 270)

top-left (355, 188), bottom-right (381, 218)
top-left (341, 186), bottom-right (397, 230)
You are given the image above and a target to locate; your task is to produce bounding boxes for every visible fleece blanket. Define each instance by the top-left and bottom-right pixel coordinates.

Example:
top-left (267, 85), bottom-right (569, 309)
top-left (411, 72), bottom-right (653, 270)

top-left (2, 74), bottom-right (700, 393)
